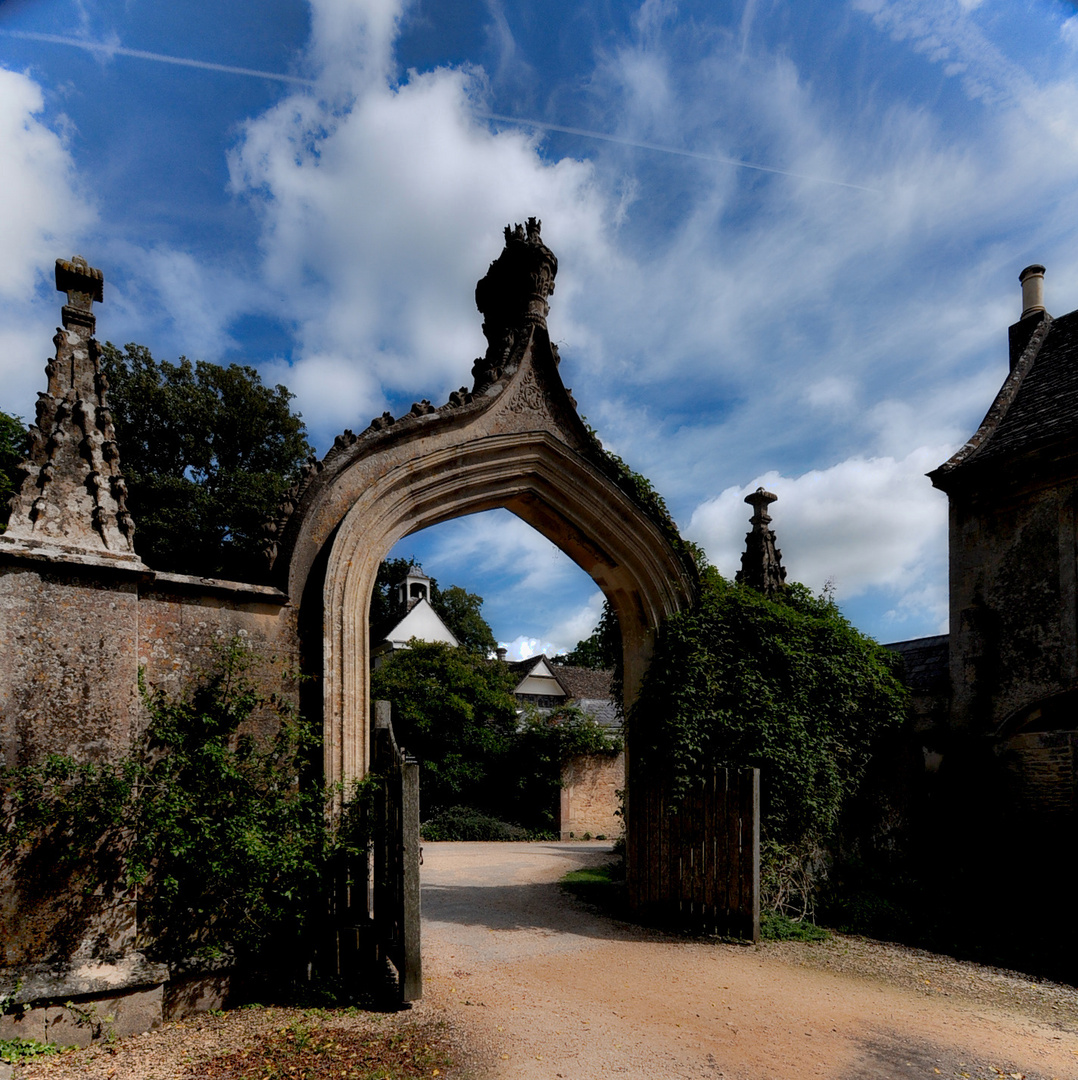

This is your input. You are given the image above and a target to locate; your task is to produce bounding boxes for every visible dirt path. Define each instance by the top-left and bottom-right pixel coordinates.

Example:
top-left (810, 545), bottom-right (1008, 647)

top-left (420, 841), bottom-right (1078, 1080)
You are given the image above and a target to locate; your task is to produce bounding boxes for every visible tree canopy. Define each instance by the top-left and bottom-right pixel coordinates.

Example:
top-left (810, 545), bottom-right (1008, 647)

top-left (0, 410), bottom-right (27, 531)
top-left (370, 640), bottom-right (620, 832)
top-left (370, 640), bottom-right (520, 816)
top-left (99, 343), bottom-right (313, 579)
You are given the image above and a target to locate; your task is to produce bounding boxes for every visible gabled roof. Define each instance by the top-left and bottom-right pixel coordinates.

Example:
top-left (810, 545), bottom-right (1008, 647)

top-left (553, 666), bottom-right (613, 700)
top-left (509, 655), bottom-right (570, 697)
top-left (931, 309), bottom-right (1078, 488)
top-left (377, 597), bottom-right (458, 650)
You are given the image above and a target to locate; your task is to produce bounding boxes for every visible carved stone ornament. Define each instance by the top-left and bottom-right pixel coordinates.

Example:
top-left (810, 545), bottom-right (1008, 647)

top-left (472, 217), bottom-right (557, 393)
top-left (1, 257), bottom-right (143, 564)
top-left (735, 487), bottom-right (787, 595)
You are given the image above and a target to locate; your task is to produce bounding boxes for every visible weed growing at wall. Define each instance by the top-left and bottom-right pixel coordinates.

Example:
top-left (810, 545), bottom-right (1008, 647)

top-left (0, 640), bottom-right (373, 974)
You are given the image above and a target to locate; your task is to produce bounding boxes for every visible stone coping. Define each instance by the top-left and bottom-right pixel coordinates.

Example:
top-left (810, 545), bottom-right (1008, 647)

top-left (0, 955), bottom-right (170, 1006)
top-left (0, 542), bottom-right (289, 604)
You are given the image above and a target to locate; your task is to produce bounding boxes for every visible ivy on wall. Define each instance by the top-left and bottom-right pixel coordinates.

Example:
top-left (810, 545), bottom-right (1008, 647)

top-left (0, 641), bottom-right (371, 973)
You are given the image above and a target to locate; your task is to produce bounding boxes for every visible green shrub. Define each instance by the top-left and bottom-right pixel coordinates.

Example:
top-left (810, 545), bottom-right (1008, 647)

top-left (0, 640), bottom-right (373, 974)
top-left (630, 569), bottom-right (908, 910)
top-left (420, 806), bottom-right (534, 841)
top-left (760, 912), bottom-right (829, 942)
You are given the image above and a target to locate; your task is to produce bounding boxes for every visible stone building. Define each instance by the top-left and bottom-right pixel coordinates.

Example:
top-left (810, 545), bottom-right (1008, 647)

top-left (928, 264), bottom-right (1078, 826)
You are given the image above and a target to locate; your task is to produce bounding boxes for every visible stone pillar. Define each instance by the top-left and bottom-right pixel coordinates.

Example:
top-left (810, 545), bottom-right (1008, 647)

top-left (2, 257), bottom-right (141, 565)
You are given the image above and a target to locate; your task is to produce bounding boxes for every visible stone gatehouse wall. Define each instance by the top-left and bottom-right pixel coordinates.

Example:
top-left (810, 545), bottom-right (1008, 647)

top-left (0, 552), bottom-right (299, 971)
top-left (558, 751), bottom-right (624, 840)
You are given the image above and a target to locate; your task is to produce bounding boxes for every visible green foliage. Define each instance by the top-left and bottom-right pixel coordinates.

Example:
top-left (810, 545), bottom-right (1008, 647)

top-left (630, 569), bottom-right (907, 898)
top-left (372, 645), bottom-right (621, 832)
top-left (0, 1037), bottom-right (68, 1063)
top-left (506, 706), bottom-right (622, 833)
top-left (433, 583), bottom-right (498, 656)
top-left (759, 912), bottom-right (829, 942)
top-left (99, 343), bottom-right (312, 579)
top-left (370, 641), bottom-right (519, 815)
top-left (420, 806), bottom-right (533, 841)
top-left (0, 409), bottom-right (27, 530)
top-left (581, 422), bottom-right (701, 584)
top-left (557, 600), bottom-right (621, 671)
top-left (0, 641), bottom-right (372, 973)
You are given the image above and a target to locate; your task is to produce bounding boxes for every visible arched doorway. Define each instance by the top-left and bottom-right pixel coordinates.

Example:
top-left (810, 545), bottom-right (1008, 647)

top-left (264, 220), bottom-right (697, 888)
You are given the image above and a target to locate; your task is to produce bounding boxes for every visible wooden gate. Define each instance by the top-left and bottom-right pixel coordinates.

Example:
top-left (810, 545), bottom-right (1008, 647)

top-left (628, 766), bottom-right (760, 941)
top-left (371, 700), bottom-right (422, 1001)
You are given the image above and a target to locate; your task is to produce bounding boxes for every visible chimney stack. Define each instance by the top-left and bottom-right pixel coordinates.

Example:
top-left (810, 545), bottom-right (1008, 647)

top-left (1009, 264), bottom-right (1050, 371)
top-left (496, 646), bottom-right (508, 662)
top-left (1019, 264), bottom-right (1046, 320)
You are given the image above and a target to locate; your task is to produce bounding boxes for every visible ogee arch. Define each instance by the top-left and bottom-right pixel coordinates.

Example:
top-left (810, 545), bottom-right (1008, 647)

top-left (263, 219), bottom-right (696, 817)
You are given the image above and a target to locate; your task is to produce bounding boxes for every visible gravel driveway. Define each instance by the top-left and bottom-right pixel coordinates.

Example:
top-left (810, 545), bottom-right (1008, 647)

top-left (420, 841), bottom-right (1078, 1079)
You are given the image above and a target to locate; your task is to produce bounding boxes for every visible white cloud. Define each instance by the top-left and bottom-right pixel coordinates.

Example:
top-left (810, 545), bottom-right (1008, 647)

top-left (0, 66), bottom-right (95, 415)
top-left (686, 446), bottom-right (952, 628)
top-left (227, 2), bottom-right (617, 441)
top-left (0, 68), bottom-right (93, 302)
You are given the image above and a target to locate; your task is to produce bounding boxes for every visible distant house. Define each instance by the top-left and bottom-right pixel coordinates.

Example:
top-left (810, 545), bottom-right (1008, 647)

top-left (370, 569), bottom-right (458, 669)
top-left (508, 656), bottom-right (623, 840)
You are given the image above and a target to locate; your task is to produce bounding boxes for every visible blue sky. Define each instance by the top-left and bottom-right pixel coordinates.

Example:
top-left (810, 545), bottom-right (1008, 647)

top-left (3, 0), bottom-right (1078, 658)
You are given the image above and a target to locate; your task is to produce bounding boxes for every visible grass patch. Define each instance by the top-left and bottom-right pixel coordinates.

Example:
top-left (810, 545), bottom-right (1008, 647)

top-left (559, 861), bottom-right (626, 916)
top-left (760, 911), bottom-right (829, 942)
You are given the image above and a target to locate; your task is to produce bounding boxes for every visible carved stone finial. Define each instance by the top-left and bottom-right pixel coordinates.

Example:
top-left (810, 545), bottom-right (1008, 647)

top-left (472, 218), bottom-right (558, 393)
top-left (1, 257), bottom-right (142, 564)
top-left (55, 256), bottom-right (104, 330)
top-left (735, 487), bottom-right (787, 595)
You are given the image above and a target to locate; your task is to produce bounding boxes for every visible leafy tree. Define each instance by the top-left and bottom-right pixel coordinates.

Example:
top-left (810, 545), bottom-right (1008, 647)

top-left (557, 599), bottom-right (621, 670)
top-left (370, 640), bottom-right (519, 817)
top-left (0, 410), bottom-right (27, 531)
top-left (99, 343), bottom-right (312, 579)
top-left (630, 568), bottom-right (907, 909)
top-left (507, 705), bottom-right (622, 832)
top-left (433, 583), bottom-right (498, 655)
top-left (368, 557), bottom-right (498, 656)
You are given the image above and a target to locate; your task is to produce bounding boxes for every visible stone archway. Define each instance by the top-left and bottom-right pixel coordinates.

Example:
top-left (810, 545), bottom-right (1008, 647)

top-left (264, 220), bottom-right (696, 867)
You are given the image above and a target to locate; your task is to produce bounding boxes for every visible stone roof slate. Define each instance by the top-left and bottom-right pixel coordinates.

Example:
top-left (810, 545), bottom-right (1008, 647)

top-left (553, 666), bottom-right (613, 700)
top-left (934, 308), bottom-right (1078, 481)
top-left (884, 635), bottom-right (949, 693)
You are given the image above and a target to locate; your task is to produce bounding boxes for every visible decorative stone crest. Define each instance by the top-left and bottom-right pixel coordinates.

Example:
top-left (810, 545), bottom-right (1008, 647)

top-left (735, 487), bottom-right (787, 595)
top-left (2, 257), bottom-right (141, 563)
top-left (472, 217), bottom-right (557, 393)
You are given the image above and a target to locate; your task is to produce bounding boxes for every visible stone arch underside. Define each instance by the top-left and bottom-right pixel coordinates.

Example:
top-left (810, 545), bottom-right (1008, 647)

top-left (313, 430), bottom-right (694, 790)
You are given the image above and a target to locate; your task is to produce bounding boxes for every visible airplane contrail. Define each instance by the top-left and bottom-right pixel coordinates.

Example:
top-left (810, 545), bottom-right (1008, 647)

top-left (3, 29), bottom-right (874, 191)
top-left (1, 29), bottom-right (315, 86)
top-left (477, 112), bottom-right (879, 193)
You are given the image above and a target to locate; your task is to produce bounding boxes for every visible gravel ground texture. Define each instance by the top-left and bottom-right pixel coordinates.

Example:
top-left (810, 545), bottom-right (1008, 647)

top-left (12, 840), bottom-right (1078, 1080)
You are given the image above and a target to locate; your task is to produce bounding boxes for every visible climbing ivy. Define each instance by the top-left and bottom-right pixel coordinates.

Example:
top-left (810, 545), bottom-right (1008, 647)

top-left (580, 422), bottom-right (703, 584)
top-left (630, 568), bottom-right (908, 904)
top-left (0, 641), bottom-right (373, 973)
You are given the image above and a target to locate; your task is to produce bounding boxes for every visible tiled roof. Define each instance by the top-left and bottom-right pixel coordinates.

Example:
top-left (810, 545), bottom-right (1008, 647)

top-left (553, 666), bottom-right (614, 700)
top-left (933, 309), bottom-right (1078, 480)
top-left (883, 635), bottom-right (949, 693)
